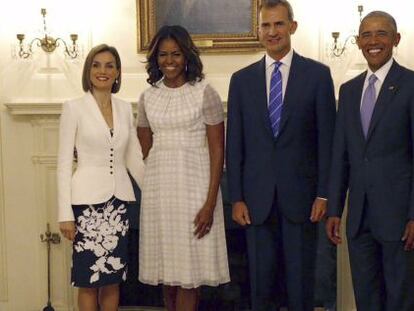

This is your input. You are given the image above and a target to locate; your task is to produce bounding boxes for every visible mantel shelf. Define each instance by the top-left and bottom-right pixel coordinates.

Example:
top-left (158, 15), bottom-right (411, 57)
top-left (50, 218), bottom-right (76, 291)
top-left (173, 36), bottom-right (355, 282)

top-left (5, 101), bottom-right (139, 116)
top-left (5, 102), bottom-right (63, 115)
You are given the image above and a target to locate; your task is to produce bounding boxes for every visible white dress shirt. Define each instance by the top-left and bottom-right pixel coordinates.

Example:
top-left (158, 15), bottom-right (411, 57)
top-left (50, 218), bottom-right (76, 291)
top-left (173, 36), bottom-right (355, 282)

top-left (265, 49), bottom-right (294, 105)
top-left (360, 57), bottom-right (394, 108)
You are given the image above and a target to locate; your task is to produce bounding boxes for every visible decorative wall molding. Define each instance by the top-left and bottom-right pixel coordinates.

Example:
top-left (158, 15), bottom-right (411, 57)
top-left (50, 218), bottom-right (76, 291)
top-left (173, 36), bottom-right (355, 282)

top-left (5, 102), bottom-right (140, 116)
top-left (5, 101), bottom-right (224, 119)
top-left (5, 103), bottom-right (63, 116)
top-left (33, 161), bottom-right (74, 310)
top-left (0, 105), bottom-right (76, 309)
top-left (29, 112), bottom-right (75, 310)
top-left (32, 155), bottom-right (57, 165)
top-left (0, 117), bottom-right (8, 301)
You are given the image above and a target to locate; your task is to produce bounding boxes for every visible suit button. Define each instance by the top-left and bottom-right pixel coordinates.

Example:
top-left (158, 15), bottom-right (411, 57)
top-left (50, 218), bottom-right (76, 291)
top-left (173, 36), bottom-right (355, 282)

top-left (110, 154), bottom-right (113, 157)
top-left (110, 166), bottom-right (113, 169)
top-left (110, 160), bottom-right (113, 163)
top-left (110, 148), bottom-right (114, 151)
top-left (110, 171), bottom-right (113, 175)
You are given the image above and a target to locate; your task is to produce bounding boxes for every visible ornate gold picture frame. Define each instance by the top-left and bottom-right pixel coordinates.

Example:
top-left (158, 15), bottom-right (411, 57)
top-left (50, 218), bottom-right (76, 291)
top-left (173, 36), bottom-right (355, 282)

top-left (136, 0), bottom-right (262, 53)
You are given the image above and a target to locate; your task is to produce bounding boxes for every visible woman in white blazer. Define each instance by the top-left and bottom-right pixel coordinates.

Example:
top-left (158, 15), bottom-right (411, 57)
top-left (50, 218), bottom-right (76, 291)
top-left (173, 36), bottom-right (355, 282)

top-left (57, 44), bottom-right (144, 311)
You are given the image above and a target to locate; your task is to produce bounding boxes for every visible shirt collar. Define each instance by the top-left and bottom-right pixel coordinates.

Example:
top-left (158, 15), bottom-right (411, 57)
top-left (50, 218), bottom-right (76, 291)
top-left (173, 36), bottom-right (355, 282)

top-left (366, 58), bottom-right (394, 83)
top-left (265, 49), bottom-right (294, 70)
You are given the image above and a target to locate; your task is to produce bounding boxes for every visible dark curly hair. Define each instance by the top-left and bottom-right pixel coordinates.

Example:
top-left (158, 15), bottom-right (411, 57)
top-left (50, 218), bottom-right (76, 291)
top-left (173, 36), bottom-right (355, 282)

top-left (145, 25), bottom-right (204, 86)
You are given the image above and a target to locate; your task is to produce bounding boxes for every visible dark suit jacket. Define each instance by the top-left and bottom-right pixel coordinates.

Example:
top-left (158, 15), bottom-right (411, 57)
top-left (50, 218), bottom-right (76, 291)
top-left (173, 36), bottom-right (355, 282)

top-left (226, 52), bottom-right (336, 224)
top-left (328, 61), bottom-right (414, 241)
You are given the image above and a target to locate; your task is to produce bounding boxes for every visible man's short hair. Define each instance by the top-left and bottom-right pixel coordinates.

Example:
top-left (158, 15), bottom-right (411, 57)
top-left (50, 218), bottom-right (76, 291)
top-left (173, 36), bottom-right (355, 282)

top-left (359, 11), bottom-right (398, 34)
top-left (259, 0), bottom-right (294, 21)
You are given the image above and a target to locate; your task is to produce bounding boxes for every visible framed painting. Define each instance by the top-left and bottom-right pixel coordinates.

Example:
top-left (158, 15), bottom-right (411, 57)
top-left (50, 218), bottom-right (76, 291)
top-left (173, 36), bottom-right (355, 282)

top-left (136, 0), bottom-right (263, 53)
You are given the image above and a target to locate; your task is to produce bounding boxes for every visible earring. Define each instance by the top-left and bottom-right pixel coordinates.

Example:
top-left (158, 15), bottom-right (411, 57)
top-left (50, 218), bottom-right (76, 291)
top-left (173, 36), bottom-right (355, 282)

top-left (115, 78), bottom-right (119, 85)
top-left (185, 64), bottom-right (188, 72)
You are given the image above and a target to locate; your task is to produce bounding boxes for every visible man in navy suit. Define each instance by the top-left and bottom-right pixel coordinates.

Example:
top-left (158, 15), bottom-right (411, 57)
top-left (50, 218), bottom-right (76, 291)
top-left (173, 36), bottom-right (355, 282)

top-left (226, 0), bottom-right (336, 310)
top-left (327, 11), bottom-right (414, 310)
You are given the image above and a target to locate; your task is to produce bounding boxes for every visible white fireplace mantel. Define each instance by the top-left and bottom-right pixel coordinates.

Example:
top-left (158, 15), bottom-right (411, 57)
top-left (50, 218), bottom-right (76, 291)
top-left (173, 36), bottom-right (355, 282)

top-left (5, 102), bottom-right (63, 116)
top-left (5, 101), bottom-right (140, 117)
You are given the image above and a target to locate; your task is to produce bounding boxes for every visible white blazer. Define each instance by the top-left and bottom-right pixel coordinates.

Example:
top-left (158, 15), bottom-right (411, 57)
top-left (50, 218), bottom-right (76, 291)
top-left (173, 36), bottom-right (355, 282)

top-left (57, 92), bottom-right (145, 222)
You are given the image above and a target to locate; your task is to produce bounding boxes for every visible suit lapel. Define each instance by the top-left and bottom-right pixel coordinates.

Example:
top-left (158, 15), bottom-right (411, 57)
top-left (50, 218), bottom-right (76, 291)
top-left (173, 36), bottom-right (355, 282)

top-left (254, 57), bottom-right (274, 137)
top-left (277, 52), bottom-right (306, 137)
top-left (366, 62), bottom-right (402, 141)
top-left (84, 92), bottom-right (112, 142)
top-left (350, 73), bottom-right (367, 140)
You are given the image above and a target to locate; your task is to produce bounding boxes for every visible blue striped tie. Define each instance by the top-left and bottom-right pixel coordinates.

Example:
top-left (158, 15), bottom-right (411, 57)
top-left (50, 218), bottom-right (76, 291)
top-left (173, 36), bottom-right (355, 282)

top-left (269, 61), bottom-right (283, 137)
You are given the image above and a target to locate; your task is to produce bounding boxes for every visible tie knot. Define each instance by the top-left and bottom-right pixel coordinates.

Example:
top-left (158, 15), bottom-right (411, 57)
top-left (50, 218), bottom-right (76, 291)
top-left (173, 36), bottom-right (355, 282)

top-left (274, 61), bottom-right (282, 71)
top-left (368, 74), bottom-right (377, 85)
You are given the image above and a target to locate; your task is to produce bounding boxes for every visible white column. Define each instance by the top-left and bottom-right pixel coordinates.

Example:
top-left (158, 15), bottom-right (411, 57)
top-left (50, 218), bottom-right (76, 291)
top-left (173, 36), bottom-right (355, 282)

top-left (0, 106), bottom-right (9, 304)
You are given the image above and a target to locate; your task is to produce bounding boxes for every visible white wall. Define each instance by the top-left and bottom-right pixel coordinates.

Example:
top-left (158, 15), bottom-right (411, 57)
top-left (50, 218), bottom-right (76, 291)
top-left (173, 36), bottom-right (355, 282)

top-left (0, 0), bottom-right (325, 102)
top-left (1, 0), bottom-right (413, 100)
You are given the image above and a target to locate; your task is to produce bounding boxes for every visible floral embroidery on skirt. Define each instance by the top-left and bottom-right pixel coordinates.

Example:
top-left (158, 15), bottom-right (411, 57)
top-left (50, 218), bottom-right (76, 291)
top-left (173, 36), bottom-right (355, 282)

top-left (71, 197), bottom-right (129, 287)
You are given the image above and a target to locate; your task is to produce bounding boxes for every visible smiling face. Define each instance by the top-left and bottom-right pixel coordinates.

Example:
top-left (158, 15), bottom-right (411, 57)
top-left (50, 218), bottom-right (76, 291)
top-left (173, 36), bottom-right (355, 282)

top-left (258, 4), bottom-right (297, 60)
top-left (157, 38), bottom-right (187, 88)
top-left (357, 16), bottom-right (400, 72)
top-left (89, 51), bottom-right (119, 92)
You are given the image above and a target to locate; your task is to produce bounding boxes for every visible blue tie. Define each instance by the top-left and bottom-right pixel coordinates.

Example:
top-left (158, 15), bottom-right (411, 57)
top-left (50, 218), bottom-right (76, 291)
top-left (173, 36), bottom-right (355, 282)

top-left (360, 74), bottom-right (378, 137)
top-left (269, 62), bottom-right (283, 137)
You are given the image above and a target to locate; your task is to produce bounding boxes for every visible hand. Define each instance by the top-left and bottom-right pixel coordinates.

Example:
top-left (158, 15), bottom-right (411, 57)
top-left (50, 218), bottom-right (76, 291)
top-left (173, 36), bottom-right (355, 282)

top-left (193, 203), bottom-right (214, 239)
top-left (232, 201), bottom-right (251, 226)
top-left (59, 221), bottom-right (76, 241)
top-left (402, 220), bottom-right (414, 251)
top-left (326, 217), bottom-right (342, 245)
top-left (310, 198), bottom-right (327, 222)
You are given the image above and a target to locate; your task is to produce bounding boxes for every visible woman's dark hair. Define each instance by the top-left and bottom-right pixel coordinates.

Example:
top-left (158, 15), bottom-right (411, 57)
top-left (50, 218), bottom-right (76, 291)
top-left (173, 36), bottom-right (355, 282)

top-left (145, 25), bottom-right (204, 86)
top-left (82, 44), bottom-right (122, 93)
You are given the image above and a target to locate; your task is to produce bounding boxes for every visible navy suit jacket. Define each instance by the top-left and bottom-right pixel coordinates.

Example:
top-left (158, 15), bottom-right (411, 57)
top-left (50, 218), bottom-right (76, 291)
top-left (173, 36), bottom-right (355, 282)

top-left (328, 61), bottom-right (414, 241)
top-left (226, 52), bottom-right (336, 224)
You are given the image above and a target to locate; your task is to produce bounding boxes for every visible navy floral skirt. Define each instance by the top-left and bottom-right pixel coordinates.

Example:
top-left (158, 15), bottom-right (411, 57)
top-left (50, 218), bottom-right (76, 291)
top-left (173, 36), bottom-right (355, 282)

top-left (71, 197), bottom-right (129, 288)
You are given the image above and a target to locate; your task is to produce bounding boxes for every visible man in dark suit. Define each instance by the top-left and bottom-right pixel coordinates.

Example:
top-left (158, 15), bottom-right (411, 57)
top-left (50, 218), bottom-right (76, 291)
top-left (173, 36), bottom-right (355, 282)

top-left (327, 11), bottom-right (414, 311)
top-left (226, 0), bottom-right (336, 310)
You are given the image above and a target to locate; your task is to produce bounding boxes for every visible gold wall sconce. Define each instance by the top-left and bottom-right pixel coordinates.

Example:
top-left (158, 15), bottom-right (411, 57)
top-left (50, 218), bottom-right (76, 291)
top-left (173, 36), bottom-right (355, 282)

top-left (16, 8), bottom-right (79, 59)
top-left (330, 5), bottom-right (364, 57)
